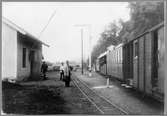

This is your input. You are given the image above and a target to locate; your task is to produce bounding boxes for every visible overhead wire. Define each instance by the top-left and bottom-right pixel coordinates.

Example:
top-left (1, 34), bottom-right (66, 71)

top-left (38, 9), bottom-right (57, 39)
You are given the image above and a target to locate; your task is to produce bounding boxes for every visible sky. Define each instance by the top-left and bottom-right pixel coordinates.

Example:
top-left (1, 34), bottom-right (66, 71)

top-left (2, 2), bottom-right (130, 63)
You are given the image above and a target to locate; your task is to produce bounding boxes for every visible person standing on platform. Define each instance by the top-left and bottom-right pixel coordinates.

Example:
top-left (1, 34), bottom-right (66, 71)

top-left (41, 61), bottom-right (48, 80)
top-left (64, 60), bottom-right (71, 87)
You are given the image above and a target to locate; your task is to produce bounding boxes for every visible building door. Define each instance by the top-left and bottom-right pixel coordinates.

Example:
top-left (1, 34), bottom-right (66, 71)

top-left (29, 50), bottom-right (35, 78)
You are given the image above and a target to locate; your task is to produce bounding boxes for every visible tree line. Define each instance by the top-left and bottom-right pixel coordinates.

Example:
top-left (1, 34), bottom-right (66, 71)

top-left (91, 1), bottom-right (164, 64)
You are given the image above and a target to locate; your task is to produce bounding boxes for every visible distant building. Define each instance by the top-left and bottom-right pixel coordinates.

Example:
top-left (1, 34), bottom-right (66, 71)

top-left (2, 17), bottom-right (49, 82)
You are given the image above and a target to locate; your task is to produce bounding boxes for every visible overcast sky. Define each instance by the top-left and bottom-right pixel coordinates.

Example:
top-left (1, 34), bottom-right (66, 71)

top-left (2, 2), bottom-right (130, 63)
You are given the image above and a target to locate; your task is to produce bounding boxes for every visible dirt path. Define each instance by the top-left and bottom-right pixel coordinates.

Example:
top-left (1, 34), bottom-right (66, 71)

top-left (2, 71), bottom-right (100, 115)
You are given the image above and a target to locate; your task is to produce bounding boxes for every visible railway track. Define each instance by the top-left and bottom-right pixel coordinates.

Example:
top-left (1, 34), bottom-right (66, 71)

top-left (72, 74), bottom-right (129, 115)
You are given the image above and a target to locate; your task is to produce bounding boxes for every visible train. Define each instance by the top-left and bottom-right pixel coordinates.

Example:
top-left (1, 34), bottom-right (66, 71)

top-left (95, 22), bottom-right (164, 101)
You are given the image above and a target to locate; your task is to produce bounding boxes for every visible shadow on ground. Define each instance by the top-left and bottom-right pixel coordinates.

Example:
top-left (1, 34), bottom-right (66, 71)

top-left (2, 81), bottom-right (70, 115)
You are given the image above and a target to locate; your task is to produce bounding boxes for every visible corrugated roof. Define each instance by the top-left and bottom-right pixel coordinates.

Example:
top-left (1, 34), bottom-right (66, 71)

top-left (2, 17), bottom-right (49, 47)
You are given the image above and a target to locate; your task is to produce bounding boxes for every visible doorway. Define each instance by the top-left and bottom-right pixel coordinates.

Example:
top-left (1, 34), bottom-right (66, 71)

top-left (29, 50), bottom-right (35, 78)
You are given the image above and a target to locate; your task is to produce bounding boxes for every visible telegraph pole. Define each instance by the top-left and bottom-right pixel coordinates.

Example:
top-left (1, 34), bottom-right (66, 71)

top-left (88, 26), bottom-right (92, 77)
top-left (81, 28), bottom-right (84, 75)
top-left (74, 24), bottom-right (91, 75)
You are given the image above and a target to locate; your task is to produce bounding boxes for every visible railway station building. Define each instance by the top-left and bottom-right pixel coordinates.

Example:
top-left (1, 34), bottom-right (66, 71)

top-left (2, 17), bottom-right (49, 82)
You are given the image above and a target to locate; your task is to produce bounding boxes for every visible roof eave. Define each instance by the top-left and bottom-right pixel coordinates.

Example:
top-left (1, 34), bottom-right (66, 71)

top-left (2, 17), bottom-right (50, 47)
top-left (26, 33), bottom-right (50, 47)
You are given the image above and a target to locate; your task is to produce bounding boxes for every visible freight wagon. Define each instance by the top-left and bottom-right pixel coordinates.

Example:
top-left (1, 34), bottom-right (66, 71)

top-left (96, 22), bottom-right (164, 101)
top-left (124, 22), bottom-right (164, 101)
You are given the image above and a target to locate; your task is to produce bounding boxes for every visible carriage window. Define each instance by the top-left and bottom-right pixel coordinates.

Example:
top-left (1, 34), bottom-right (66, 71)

top-left (120, 49), bottom-right (122, 63)
top-left (116, 51), bottom-right (118, 63)
top-left (112, 53), bottom-right (114, 63)
top-left (112, 52), bottom-right (114, 62)
top-left (119, 50), bottom-right (120, 63)
top-left (22, 48), bottom-right (26, 68)
top-left (114, 51), bottom-right (116, 63)
top-left (134, 41), bottom-right (138, 58)
top-left (116, 51), bottom-right (117, 62)
top-left (113, 51), bottom-right (115, 63)
top-left (117, 51), bottom-right (118, 63)
top-left (119, 49), bottom-right (121, 63)
top-left (111, 53), bottom-right (113, 62)
top-left (117, 50), bottom-right (119, 63)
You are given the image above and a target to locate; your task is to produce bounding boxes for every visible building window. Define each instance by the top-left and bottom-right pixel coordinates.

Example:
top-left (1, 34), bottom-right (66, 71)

top-left (23, 48), bottom-right (26, 68)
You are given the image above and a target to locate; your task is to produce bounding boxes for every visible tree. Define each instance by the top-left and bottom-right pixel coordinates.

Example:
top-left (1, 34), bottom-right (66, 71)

top-left (91, 21), bottom-right (121, 64)
top-left (118, 1), bottom-right (164, 43)
top-left (128, 1), bottom-right (164, 37)
top-left (91, 1), bottom-right (164, 64)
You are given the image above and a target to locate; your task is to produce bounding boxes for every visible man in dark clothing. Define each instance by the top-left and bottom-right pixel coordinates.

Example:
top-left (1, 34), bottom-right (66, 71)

top-left (41, 61), bottom-right (48, 80)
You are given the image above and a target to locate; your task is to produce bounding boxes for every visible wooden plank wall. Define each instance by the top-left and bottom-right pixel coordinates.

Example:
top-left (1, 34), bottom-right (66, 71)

top-left (138, 37), bottom-right (145, 92)
top-left (145, 33), bottom-right (152, 94)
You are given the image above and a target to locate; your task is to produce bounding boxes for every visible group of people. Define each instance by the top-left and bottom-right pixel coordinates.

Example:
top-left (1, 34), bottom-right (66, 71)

top-left (41, 60), bottom-right (71, 87)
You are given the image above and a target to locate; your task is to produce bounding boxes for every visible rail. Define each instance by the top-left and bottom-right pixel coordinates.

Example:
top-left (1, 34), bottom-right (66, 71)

top-left (71, 73), bottom-right (129, 115)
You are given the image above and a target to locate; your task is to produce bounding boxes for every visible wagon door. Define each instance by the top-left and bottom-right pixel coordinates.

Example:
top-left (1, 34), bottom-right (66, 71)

top-left (123, 43), bottom-right (133, 84)
top-left (133, 40), bottom-right (139, 88)
top-left (151, 28), bottom-right (164, 100)
top-left (152, 30), bottom-right (158, 88)
top-left (157, 27), bottom-right (164, 95)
